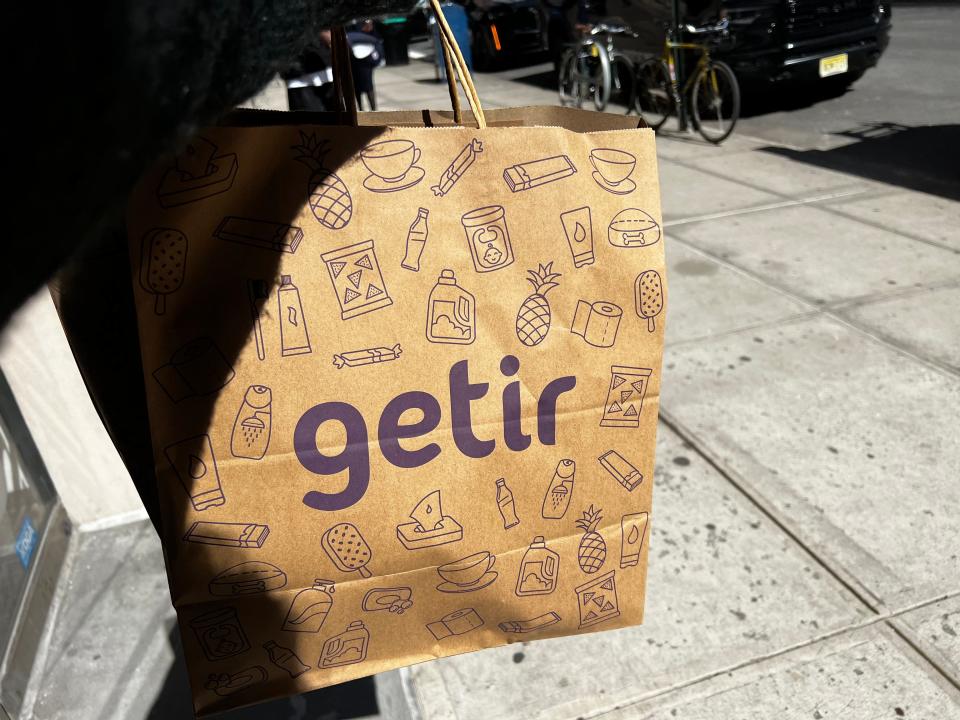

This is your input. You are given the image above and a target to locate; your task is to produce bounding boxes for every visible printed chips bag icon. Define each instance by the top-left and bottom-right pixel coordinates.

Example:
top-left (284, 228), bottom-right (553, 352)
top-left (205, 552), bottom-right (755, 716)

top-left (123, 13), bottom-right (665, 717)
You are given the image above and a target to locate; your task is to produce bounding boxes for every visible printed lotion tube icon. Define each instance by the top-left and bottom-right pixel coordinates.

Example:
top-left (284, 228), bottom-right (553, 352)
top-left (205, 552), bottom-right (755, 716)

top-left (163, 435), bottom-right (224, 511)
top-left (277, 275), bottom-right (311, 356)
top-left (561, 207), bottom-right (594, 267)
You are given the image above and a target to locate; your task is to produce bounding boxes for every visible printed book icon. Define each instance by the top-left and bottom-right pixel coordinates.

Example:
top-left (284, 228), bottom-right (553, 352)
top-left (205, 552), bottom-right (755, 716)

top-left (209, 561), bottom-right (286, 596)
top-left (157, 137), bottom-right (237, 208)
top-left (397, 490), bottom-right (463, 549)
top-left (600, 365), bottom-right (653, 428)
top-left (608, 209), bottom-right (661, 248)
top-left (292, 132), bottom-right (352, 229)
top-left (426, 270), bottom-right (475, 345)
top-left (319, 620), bottom-right (369, 668)
top-left (461, 205), bottom-right (514, 273)
top-left (589, 148), bottom-right (637, 195)
top-left (139, 228), bottom-right (187, 315)
top-left (321, 240), bottom-right (393, 320)
top-left (432, 139), bottom-right (482, 197)
top-left (361, 139), bottom-right (424, 192)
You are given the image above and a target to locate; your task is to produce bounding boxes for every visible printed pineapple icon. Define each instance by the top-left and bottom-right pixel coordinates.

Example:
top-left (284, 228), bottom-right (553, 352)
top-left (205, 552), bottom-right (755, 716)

top-left (292, 132), bottom-right (352, 230)
top-left (516, 262), bottom-right (561, 346)
top-left (576, 506), bottom-right (607, 574)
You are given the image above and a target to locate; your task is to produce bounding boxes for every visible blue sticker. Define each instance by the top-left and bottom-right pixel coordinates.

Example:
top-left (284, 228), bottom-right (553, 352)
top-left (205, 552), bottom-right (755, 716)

top-left (15, 516), bottom-right (37, 570)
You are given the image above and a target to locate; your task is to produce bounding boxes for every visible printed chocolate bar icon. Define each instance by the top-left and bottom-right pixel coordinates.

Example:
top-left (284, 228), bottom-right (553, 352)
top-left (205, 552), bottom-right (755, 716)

top-left (215, 216), bottom-right (304, 254)
top-left (183, 521), bottom-right (270, 549)
top-left (503, 155), bottom-right (576, 192)
top-left (498, 611), bottom-right (561, 634)
top-left (397, 491), bottom-right (463, 549)
top-left (599, 450), bottom-right (643, 491)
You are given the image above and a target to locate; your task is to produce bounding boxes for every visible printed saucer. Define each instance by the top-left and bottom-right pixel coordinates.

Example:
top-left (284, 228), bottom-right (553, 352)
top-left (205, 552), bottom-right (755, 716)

top-left (364, 165), bottom-right (425, 193)
top-left (436, 571), bottom-right (498, 593)
top-left (592, 171), bottom-right (635, 195)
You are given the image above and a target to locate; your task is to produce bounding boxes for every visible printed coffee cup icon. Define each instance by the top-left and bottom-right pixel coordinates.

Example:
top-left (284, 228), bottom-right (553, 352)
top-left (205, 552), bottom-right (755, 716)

top-left (437, 551), bottom-right (497, 592)
top-left (590, 148), bottom-right (637, 195)
top-left (361, 139), bottom-right (424, 192)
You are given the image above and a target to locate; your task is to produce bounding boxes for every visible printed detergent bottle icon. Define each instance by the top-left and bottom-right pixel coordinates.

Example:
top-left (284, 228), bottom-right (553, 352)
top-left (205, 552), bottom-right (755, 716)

top-left (516, 536), bottom-right (559, 596)
top-left (426, 269), bottom-right (476, 345)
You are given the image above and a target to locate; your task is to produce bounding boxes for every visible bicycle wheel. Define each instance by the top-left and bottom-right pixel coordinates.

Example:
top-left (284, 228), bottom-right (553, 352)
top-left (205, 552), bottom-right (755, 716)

top-left (635, 58), bottom-right (673, 131)
top-left (600, 54), bottom-right (636, 114)
top-left (558, 49), bottom-right (581, 107)
top-left (691, 60), bottom-right (740, 144)
top-left (591, 44), bottom-right (613, 112)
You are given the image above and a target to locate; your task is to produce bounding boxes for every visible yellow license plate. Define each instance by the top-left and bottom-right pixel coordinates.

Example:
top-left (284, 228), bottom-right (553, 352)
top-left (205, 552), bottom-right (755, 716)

top-left (819, 53), bottom-right (849, 78)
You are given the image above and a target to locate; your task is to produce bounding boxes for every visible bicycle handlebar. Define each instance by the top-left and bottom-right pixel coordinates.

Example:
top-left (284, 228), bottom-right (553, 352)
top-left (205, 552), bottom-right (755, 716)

top-left (680, 17), bottom-right (730, 35)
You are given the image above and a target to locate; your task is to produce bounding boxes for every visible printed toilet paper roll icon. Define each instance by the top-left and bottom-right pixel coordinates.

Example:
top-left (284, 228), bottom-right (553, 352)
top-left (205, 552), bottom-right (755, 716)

top-left (152, 337), bottom-right (235, 402)
top-left (571, 300), bottom-right (622, 348)
top-left (426, 608), bottom-right (484, 640)
top-left (461, 206), bottom-right (514, 273)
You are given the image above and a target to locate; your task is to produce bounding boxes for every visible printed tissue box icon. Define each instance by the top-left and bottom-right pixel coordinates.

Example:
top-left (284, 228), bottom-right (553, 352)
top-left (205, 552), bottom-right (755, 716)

top-left (397, 491), bottom-right (463, 549)
top-left (156, 136), bottom-right (238, 207)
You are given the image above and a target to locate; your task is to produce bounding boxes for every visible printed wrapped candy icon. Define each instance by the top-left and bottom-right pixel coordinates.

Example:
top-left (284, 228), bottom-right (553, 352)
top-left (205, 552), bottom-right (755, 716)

top-left (322, 523), bottom-right (373, 578)
top-left (635, 270), bottom-right (663, 333)
top-left (600, 365), bottom-right (652, 428)
top-left (321, 240), bottom-right (393, 320)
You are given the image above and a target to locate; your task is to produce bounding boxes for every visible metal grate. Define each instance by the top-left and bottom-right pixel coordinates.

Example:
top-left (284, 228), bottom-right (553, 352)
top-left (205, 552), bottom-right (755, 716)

top-left (785, 0), bottom-right (876, 39)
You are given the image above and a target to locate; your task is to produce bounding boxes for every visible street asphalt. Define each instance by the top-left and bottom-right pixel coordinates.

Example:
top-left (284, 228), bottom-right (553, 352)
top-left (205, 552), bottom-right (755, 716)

top-left (21, 4), bottom-right (959, 719)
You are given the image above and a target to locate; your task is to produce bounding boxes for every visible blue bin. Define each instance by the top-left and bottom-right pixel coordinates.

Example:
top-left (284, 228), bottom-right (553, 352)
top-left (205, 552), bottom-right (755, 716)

top-left (432, 2), bottom-right (473, 79)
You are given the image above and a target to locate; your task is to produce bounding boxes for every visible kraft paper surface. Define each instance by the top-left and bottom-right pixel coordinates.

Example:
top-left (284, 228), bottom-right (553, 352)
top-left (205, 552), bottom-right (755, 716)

top-left (126, 106), bottom-right (666, 716)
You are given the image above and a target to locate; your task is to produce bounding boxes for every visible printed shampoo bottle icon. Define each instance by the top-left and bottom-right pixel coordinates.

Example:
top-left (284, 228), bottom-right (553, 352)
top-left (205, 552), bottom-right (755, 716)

top-left (426, 269), bottom-right (475, 345)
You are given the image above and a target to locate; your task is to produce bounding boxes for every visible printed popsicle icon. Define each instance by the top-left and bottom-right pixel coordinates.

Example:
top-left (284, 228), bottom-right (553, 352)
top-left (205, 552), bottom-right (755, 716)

top-left (636, 270), bottom-right (664, 332)
top-left (139, 228), bottom-right (187, 315)
top-left (322, 522), bottom-right (374, 578)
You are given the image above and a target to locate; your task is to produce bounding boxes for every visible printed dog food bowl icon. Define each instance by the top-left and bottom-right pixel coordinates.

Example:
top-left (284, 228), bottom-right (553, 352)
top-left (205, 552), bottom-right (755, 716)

top-left (608, 208), bottom-right (661, 248)
top-left (590, 148), bottom-right (637, 194)
top-left (361, 139), bottom-right (425, 192)
top-left (436, 551), bottom-right (497, 593)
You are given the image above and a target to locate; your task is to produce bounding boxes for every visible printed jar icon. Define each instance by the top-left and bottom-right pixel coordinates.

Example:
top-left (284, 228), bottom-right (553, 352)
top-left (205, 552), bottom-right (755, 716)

top-left (461, 205), bottom-right (514, 272)
top-left (426, 269), bottom-right (476, 345)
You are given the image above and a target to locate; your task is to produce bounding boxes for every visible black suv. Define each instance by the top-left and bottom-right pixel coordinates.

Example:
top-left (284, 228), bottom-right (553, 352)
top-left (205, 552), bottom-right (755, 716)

top-left (568, 0), bottom-right (891, 88)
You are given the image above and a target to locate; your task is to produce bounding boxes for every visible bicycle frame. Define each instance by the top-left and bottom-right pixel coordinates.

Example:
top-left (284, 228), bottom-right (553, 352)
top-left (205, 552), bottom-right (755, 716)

top-left (661, 36), bottom-right (715, 104)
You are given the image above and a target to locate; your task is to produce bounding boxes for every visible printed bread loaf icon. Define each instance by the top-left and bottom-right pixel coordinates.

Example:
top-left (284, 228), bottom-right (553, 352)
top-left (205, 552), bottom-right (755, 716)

top-left (322, 523), bottom-right (373, 578)
top-left (635, 270), bottom-right (663, 332)
top-left (140, 228), bottom-right (187, 314)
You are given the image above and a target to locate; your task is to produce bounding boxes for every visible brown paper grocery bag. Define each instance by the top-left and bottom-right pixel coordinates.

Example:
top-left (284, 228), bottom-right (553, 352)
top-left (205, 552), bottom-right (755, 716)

top-left (125, 18), bottom-right (665, 716)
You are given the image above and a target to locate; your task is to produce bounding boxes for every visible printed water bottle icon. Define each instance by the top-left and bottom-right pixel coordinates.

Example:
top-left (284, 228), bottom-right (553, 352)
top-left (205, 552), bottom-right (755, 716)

top-left (426, 269), bottom-right (476, 345)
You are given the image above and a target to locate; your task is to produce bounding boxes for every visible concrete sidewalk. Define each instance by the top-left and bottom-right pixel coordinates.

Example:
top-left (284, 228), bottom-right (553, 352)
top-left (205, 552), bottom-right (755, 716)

top-left (23, 58), bottom-right (960, 719)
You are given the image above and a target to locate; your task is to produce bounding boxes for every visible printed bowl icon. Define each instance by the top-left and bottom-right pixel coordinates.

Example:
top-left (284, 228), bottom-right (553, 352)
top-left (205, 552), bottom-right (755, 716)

top-left (438, 551), bottom-right (495, 587)
top-left (589, 148), bottom-right (636, 186)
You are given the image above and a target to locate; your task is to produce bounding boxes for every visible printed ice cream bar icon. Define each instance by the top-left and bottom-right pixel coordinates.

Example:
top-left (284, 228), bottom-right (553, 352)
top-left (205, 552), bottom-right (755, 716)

top-left (427, 608), bottom-right (484, 640)
top-left (541, 459), bottom-right (575, 519)
top-left (231, 385), bottom-right (272, 459)
top-left (183, 521), bottom-right (269, 548)
top-left (608, 208), bottom-right (661, 248)
top-left (214, 216), bottom-right (304, 254)
top-left (620, 512), bottom-right (649, 568)
top-left (515, 536), bottom-right (559, 596)
top-left (209, 561), bottom-right (286, 596)
top-left (190, 607), bottom-right (250, 662)
top-left (426, 270), bottom-right (475, 345)
top-left (278, 275), bottom-right (311, 356)
top-left (321, 240), bottom-right (393, 320)
top-left (461, 206), bottom-right (514, 273)
top-left (636, 270), bottom-right (664, 332)
top-left (283, 579), bottom-right (335, 632)
top-left (152, 337), bottom-right (235, 402)
top-left (157, 136), bottom-right (238, 208)
top-left (503, 154), bottom-right (576, 192)
top-left (319, 620), bottom-right (369, 668)
top-left (560, 207), bottom-right (595, 268)
top-left (139, 227), bottom-right (187, 315)
top-left (571, 300), bottom-right (622, 348)
top-left (600, 365), bottom-right (653, 428)
top-left (163, 434), bottom-right (225, 511)
top-left (599, 449), bottom-right (643, 491)
top-left (575, 570), bottom-right (620, 628)
top-left (397, 490), bottom-right (463, 549)
top-left (322, 522), bottom-right (374, 578)
top-left (499, 611), bottom-right (561, 634)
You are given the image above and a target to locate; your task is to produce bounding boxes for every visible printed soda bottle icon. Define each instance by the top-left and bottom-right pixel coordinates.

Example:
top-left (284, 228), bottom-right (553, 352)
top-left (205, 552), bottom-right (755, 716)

top-left (426, 269), bottom-right (476, 344)
top-left (516, 536), bottom-right (559, 596)
top-left (496, 478), bottom-right (519, 529)
top-left (277, 274), bottom-right (311, 356)
top-left (401, 207), bottom-right (429, 271)
top-left (263, 640), bottom-right (309, 677)
top-left (282, 579), bottom-right (335, 633)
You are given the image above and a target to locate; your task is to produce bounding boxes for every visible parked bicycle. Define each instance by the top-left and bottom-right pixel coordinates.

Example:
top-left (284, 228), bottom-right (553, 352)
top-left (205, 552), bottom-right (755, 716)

top-left (636, 19), bottom-right (740, 143)
top-left (558, 21), bottom-right (637, 113)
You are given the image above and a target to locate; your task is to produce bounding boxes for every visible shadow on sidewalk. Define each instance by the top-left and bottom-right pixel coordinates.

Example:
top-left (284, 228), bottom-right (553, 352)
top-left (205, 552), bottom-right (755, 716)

top-left (762, 122), bottom-right (960, 201)
top-left (149, 627), bottom-right (380, 719)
